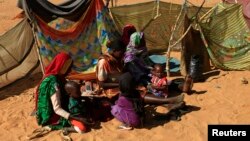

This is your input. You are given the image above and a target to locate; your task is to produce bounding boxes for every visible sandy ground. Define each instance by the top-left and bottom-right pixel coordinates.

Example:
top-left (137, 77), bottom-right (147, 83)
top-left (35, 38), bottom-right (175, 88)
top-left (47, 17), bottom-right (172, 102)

top-left (1, 0), bottom-right (250, 141)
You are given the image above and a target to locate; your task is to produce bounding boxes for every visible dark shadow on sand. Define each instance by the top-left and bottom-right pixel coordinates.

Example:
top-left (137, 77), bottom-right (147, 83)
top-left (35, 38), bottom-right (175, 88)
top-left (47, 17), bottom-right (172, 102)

top-left (142, 105), bottom-right (201, 129)
top-left (138, 78), bottom-right (202, 129)
top-left (188, 90), bottom-right (207, 95)
top-left (203, 70), bottom-right (220, 80)
top-left (0, 73), bottom-right (42, 100)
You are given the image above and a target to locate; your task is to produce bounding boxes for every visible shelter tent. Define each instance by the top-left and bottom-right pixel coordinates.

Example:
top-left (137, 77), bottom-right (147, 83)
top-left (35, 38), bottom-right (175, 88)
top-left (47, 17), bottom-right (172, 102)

top-left (0, 19), bottom-right (39, 88)
top-left (20, 0), bottom-right (119, 72)
top-left (0, 0), bottom-right (120, 88)
top-left (110, 1), bottom-right (211, 52)
top-left (110, 0), bottom-right (250, 73)
top-left (223, 0), bottom-right (250, 28)
top-left (110, 1), bottom-right (212, 76)
top-left (199, 2), bottom-right (250, 70)
top-left (1, 0), bottom-right (250, 89)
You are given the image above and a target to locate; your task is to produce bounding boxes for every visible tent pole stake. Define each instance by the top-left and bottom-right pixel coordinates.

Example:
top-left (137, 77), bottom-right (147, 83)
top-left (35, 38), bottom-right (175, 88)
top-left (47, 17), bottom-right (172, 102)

top-left (166, 0), bottom-right (186, 77)
top-left (31, 21), bottom-right (45, 75)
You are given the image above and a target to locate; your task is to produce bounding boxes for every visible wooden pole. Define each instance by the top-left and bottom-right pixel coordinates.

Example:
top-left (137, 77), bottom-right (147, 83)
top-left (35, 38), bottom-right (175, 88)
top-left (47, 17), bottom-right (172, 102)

top-left (30, 21), bottom-right (45, 75)
top-left (111, 0), bottom-right (114, 7)
top-left (166, 0), bottom-right (186, 77)
top-left (141, 0), bottom-right (161, 31)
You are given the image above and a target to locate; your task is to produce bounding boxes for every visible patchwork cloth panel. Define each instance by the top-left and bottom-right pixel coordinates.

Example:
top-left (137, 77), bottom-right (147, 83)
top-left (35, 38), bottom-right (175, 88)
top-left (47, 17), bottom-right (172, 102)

top-left (34, 0), bottom-right (120, 72)
top-left (200, 3), bottom-right (250, 70)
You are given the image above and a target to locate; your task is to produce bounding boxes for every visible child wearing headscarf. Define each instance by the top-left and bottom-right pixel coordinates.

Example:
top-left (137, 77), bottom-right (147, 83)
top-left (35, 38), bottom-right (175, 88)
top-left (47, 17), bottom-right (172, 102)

top-left (124, 32), bottom-right (150, 86)
top-left (35, 52), bottom-right (73, 131)
top-left (121, 24), bottom-right (137, 46)
top-left (34, 52), bottom-right (89, 137)
top-left (124, 32), bottom-right (148, 63)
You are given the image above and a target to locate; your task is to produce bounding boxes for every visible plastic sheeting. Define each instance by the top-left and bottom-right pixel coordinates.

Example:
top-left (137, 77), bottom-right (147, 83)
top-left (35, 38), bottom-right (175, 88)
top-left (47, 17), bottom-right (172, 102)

top-left (0, 19), bottom-right (39, 88)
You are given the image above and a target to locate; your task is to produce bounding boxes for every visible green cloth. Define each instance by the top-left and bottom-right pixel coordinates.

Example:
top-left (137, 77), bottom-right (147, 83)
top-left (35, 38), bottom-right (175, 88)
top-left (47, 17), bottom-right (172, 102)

top-left (68, 97), bottom-right (86, 117)
top-left (36, 75), bottom-right (70, 130)
top-left (200, 3), bottom-right (250, 70)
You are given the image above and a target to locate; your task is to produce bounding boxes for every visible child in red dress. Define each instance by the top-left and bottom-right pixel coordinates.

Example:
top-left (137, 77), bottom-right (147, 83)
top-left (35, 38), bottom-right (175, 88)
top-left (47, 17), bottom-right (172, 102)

top-left (148, 64), bottom-right (168, 98)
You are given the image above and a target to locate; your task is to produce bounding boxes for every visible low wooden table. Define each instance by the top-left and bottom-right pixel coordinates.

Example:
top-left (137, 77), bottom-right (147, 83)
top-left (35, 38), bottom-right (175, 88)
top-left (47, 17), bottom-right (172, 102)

top-left (67, 72), bottom-right (120, 99)
top-left (81, 91), bottom-right (118, 99)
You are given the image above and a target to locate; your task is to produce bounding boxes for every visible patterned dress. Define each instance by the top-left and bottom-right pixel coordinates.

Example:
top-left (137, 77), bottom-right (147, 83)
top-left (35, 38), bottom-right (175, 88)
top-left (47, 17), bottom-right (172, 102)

top-left (36, 75), bottom-right (70, 130)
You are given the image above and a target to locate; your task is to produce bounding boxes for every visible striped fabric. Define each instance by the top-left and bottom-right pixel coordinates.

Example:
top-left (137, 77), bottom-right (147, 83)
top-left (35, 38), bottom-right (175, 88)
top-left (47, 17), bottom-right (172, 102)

top-left (200, 3), bottom-right (250, 70)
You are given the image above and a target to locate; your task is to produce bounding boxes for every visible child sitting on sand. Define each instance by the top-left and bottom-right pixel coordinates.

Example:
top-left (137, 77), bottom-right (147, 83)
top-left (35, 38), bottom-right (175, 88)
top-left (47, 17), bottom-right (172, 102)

top-left (111, 73), bottom-right (144, 130)
top-left (63, 81), bottom-right (92, 134)
top-left (147, 64), bottom-right (168, 98)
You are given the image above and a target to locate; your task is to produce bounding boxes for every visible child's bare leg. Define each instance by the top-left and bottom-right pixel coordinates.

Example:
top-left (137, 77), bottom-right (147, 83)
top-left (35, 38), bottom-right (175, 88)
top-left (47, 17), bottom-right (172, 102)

top-left (143, 93), bottom-right (184, 105)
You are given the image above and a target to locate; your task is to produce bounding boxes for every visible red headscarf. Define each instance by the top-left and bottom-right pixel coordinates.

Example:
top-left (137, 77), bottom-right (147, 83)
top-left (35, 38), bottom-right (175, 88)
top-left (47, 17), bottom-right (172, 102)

top-left (44, 52), bottom-right (71, 77)
top-left (35, 52), bottom-right (72, 110)
top-left (121, 24), bottom-right (136, 46)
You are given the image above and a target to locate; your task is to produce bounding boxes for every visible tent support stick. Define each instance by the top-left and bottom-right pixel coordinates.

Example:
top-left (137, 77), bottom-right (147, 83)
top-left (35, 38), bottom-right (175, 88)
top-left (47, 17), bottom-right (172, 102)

top-left (166, 0), bottom-right (186, 77)
top-left (198, 6), bottom-right (216, 21)
top-left (168, 24), bottom-right (192, 49)
top-left (31, 22), bottom-right (45, 75)
top-left (141, 0), bottom-right (161, 31)
top-left (111, 0), bottom-right (114, 7)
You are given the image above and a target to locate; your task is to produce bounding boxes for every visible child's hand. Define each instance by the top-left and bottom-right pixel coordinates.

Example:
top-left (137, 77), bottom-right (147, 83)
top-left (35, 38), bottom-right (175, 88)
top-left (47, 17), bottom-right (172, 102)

top-left (80, 85), bottom-right (85, 93)
top-left (151, 84), bottom-right (157, 89)
top-left (146, 84), bottom-right (151, 89)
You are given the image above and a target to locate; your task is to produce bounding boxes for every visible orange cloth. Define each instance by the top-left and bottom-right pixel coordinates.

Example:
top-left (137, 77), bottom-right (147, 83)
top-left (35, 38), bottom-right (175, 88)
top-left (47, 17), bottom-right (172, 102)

top-left (70, 119), bottom-right (86, 132)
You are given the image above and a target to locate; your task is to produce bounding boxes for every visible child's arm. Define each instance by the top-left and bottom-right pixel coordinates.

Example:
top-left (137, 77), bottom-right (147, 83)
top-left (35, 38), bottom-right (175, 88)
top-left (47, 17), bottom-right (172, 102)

top-left (152, 84), bottom-right (168, 91)
top-left (51, 89), bottom-right (70, 119)
top-left (152, 78), bottom-right (168, 90)
top-left (98, 81), bottom-right (119, 89)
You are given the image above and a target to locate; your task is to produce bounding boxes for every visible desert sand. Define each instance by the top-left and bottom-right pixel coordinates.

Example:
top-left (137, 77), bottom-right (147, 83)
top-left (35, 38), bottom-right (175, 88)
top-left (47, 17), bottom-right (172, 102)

top-left (1, 0), bottom-right (250, 141)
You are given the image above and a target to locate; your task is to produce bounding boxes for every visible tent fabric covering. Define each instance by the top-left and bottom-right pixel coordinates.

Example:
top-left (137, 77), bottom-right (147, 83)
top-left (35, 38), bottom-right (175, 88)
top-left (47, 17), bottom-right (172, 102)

top-left (33, 0), bottom-right (120, 72)
top-left (110, 1), bottom-right (210, 52)
top-left (200, 3), bottom-right (250, 70)
top-left (2, 0), bottom-right (250, 89)
top-left (180, 15), bottom-right (211, 76)
top-left (0, 19), bottom-right (39, 88)
top-left (224, 0), bottom-right (250, 28)
top-left (18, 0), bottom-right (92, 22)
top-left (149, 55), bottom-right (180, 72)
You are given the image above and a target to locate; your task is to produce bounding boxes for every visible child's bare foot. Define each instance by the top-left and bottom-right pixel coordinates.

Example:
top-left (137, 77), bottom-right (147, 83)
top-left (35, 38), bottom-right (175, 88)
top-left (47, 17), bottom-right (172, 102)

top-left (117, 124), bottom-right (133, 130)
